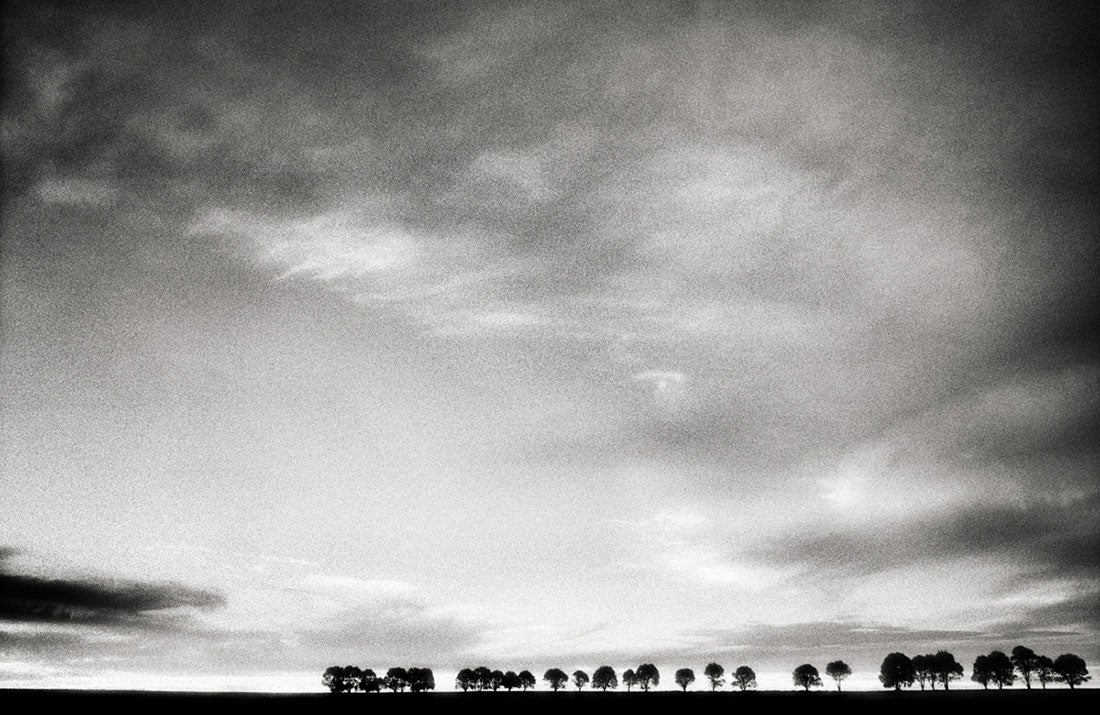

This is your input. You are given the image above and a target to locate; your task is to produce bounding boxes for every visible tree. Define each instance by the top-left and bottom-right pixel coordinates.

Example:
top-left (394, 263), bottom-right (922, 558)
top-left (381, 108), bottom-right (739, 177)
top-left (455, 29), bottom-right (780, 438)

top-left (703, 662), bottom-right (725, 691)
top-left (987, 651), bottom-right (1015, 689)
top-left (490, 670), bottom-right (504, 691)
top-left (636, 663), bottom-right (660, 692)
top-left (573, 669), bottom-right (589, 691)
top-left (1035, 656), bottom-right (1055, 689)
top-left (932, 651), bottom-right (963, 690)
top-left (674, 668), bottom-right (695, 691)
top-left (518, 670), bottom-right (536, 691)
top-left (455, 668), bottom-right (475, 692)
top-left (826, 660), bottom-right (852, 691)
top-left (359, 668), bottom-right (381, 693)
top-left (972, 655), bottom-right (992, 689)
top-left (407, 667), bottom-right (435, 692)
top-left (734, 666), bottom-right (757, 691)
top-left (793, 663), bottom-right (822, 691)
top-left (323, 665), bottom-right (355, 693)
top-left (384, 667), bottom-right (408, 693)
top-left (879, 652), bottom-right (915, 691)
top-left (1053, 654), bottom-right (1090, 689)
top-left (622, 668), bottom-right (637, 691)
top-left (1011, 646), bottom-right (1039, 690)
top-left (474, 666), bottom-right (493, 691)
top-left (593, 665), bottom-right (618, 691)
top-left (502, 671), bottom-right (520, 691)
top-left (544, 668), bottom-right (569, 691)
top-left (912, 654), bottom-right (935, 690)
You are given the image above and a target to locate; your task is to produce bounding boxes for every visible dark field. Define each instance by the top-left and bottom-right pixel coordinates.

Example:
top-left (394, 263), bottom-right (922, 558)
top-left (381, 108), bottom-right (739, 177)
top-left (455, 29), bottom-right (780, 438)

top-left (2, 689), bottom-right (1098, 714)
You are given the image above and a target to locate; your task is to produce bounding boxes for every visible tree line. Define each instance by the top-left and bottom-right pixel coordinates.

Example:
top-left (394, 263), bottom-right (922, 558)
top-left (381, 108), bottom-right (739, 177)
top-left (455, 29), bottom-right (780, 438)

top-left (322, 646), bottom-right (1089, 693)
top-left (877, 648), bottom-right (1090, 691)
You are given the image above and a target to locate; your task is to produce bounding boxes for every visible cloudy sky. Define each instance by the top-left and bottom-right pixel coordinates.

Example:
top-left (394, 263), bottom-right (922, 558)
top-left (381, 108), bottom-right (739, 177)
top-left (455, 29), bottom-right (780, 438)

top-left (1, 0), bottom-right (1097, 691)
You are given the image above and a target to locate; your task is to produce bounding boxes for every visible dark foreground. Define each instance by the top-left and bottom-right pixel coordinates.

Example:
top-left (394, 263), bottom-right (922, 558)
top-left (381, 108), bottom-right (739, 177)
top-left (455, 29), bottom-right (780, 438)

top-left (2, 689), bottom-right (1097, 714)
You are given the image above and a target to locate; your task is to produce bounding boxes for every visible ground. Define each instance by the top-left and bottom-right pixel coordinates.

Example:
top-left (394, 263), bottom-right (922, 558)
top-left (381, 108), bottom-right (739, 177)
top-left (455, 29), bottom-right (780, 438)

top-left (1, 689), bottom-right (1097, 714)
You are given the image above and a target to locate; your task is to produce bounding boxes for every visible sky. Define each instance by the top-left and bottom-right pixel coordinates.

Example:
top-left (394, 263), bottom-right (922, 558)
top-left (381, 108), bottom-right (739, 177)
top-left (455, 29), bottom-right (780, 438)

top-left (1, 0), bottom-right (1097, 692)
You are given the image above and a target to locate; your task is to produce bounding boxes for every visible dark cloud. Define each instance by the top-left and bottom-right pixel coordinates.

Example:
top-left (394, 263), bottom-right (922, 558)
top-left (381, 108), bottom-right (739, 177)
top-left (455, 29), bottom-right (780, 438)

top-left (750, 494), bottom-right (1100, 580)
top-left (0, 547), bottom-right (225, 626)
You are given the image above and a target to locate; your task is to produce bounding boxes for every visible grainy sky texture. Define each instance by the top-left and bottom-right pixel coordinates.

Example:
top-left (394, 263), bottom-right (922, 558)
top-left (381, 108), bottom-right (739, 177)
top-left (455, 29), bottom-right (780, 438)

top-left (1, 0), bottom-right (1097, 691)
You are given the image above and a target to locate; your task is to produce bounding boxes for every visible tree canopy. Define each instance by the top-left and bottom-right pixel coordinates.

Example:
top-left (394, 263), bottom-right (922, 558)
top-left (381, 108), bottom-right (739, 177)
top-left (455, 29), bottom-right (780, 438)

top-left (674, 668), bottom-right (695, 691)
top-left (1011, 646), bottom-right (1039, 690)
top-left (826, 660), bottom-right (852, 691)
top-left (987, 651), bottom-right (1015, 689)
top-left (734, 665), bottom-right (757, 691)
top-left (592, 665), bottom-right (618, 691)
top-left (636, 663), bottom-right (660, 692)
top-left (1053, 654), bottom-right (1090, 689)
top-left (703, 662), bottom-right (724, 691)
top-left (879, 652), bottom-right (916, 691)
top-left (544, 668), bottom-right (568, 691)
top-left (573, 669), bottom-right (589, 691)
top-left (932, 651), bottom-right (964, 690)
top-left (793, 663), bottom-right (822, 691)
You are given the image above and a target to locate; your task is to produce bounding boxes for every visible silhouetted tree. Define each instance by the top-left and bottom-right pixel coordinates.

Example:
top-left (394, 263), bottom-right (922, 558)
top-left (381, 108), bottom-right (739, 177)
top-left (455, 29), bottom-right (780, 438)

top-left (593, 665), bottom-right (618, 691)
top-left (879, 652), bottom-right (915, 691)
top-left (519, 670), bottom-right (536, 691)
top-left (675, 668), bottom-right (695, 691)
top-left (793, 663), bottom-right (822, 691)
top-left (455, 668), bottom-right (475, 692)
top-left (703, 662), bottom-right (724, 691)
top-left (622, 668), bottom-right (637, 691)
top-left (932, 651), bottom-right (963, 690)
top-left (826, 660), bottom-right (851, 691)
top-left (384, 667), bottom-right (408, 693)
top-left (912, 654), bottom-right (935, 690)
top-left (734, 666), bottom-right (757, 691)
top-left (408, 667), bottom-right (435, 692)
top-left (359, 668), bottom-right (381, 693)
top-left (323, 665), bottom-right (358, 693)
top-left (573, 669), bottom-right (589, 691)
top-left (987, 651), bottom-right (1015, 689)
top-left (972, 655), bottom-right (992, 689)
top-left (502, 671), bottom-right (520, 691)
top-left (1053, 654), bottom-right (1090, 689)
top-left (490, 670), bottom-right (504, 691)
top-left (474, 666), bottom-right (493, 691)
top-left (1035, 656), bottom-right (1055, 689)
top-left (1011, 646), bottom-right (1039, 689)
top-left (796, 660), bottom-right (822, 686)
top-left (544, 668), bottom-right (568, 691)
top-left (636, 663), bottom-right (660, 691)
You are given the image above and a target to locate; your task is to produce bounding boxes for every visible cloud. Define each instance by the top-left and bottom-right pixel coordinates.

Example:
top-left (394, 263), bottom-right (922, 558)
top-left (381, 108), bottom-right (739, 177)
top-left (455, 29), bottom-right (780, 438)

top-left (0, 547), bottom-right (225, 627)
top-left (748, 494), bottom-right (1100, 582)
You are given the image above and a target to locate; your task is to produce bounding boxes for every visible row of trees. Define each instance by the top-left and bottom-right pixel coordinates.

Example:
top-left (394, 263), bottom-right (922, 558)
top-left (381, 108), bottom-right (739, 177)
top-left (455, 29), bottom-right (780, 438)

top-left (972, 648), bottom-right (1089, 690)
top-left (322, 665), bottom-right (435, 693)
top-left (878, 649), bottom-right (1090, 691)
top-left (322, 647), bottom-right (1089, 693)
top-left (462, 663), bottom-right (759, 692)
